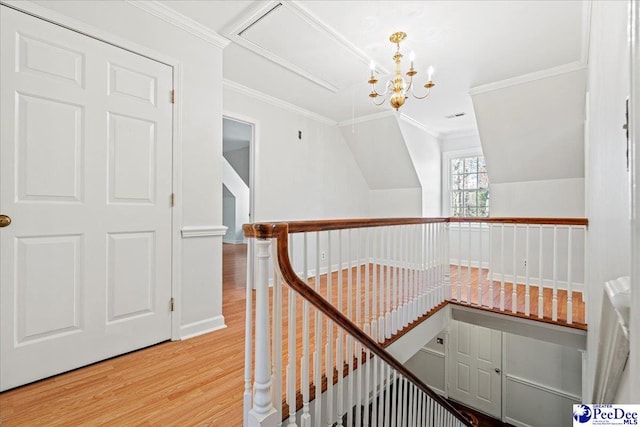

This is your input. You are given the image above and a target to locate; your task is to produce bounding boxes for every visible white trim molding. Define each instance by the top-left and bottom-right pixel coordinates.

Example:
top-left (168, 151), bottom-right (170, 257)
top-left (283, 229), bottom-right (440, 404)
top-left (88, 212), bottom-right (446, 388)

top-left (469, 61), bottom-right (588, 96)
top-left (224, 79), bottom-right (336, 125)
top-left (337, 110), bottom-right (397, 128)
top-left (506, 374), bottom-right (581, 401)
top-left (180, 315), bottom-right (227, 340)
top-left (125, 0), bottom-right (230, 49)
top-left (181, 225), bottom-right (228, 238)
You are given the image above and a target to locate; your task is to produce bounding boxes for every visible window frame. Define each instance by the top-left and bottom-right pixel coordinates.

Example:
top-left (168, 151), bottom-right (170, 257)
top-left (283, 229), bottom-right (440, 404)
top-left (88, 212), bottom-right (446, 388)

top-left (442, 148), bottom-right (489, 219)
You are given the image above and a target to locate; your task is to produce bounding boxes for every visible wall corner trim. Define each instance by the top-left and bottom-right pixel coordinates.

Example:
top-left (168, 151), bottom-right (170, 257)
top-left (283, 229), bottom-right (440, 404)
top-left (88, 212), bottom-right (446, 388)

top-left (181, 225), bottom-right (228, 238)
top-left (125, 0), bottom-right (230, 49)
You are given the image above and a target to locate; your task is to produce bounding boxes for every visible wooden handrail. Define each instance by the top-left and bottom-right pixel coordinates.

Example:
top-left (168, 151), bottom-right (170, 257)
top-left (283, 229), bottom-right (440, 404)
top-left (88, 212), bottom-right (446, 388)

top-left (243, 217), bottom-right (588, 238)
top-left (244, 222), bottom-right (474, 427)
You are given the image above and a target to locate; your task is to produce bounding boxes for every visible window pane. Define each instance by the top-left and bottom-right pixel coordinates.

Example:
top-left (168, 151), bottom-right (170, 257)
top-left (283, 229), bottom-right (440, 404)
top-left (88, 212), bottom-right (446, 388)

top-left (464, 174), bottom-right (477, 189)
top-left (452, 174), bottom-right (462, 190)
top-left (452, 158), bottom-right (463, 174)
top-left (478, 157), bottom-right (487, 173)
top-left (464, 157), bottom-right (477, 173)
top-left (478, 190), bottom-right (489, 207)
top-left (478, 173), bottom-right (489, 189)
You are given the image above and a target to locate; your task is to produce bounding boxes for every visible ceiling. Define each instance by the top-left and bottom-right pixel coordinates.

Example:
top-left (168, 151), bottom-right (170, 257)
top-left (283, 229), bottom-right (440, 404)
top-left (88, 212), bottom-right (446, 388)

top-left (162, 0), bottom-right (587, 136)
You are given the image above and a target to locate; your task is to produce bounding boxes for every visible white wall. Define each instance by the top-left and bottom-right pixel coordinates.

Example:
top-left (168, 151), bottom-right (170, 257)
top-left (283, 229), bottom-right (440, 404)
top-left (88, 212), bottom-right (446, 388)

top-left (503, 333), bottom-right (581, 427)
top-left (405, 320), bottom-right (582, 426)
top-left (369, 188), bottom-right (422, 217)
top-left (27, 0), bottom-right (227, 338)
top-left (224, 147), bottom-right (250, 186)
top-left (397, 119), bottom-right (442, 216)
top-left (491, 178), bottom-right (585, 217)
top-left (585, 0), bottom-right (631, 401)
top-left (223, 87), bottom-right (370, 222)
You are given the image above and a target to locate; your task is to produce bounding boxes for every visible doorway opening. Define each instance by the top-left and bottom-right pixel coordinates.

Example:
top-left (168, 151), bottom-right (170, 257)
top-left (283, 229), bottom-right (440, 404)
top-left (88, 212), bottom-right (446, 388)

top-left (222, 116), bottom-right (254, 293)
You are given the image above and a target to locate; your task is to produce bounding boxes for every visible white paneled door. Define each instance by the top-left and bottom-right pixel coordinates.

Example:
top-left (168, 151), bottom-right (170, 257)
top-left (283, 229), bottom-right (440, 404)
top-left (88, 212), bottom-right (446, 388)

top-left (448, 320), bottom-right (502, 418)
top-left (0, 6), bottom-right (173, 391)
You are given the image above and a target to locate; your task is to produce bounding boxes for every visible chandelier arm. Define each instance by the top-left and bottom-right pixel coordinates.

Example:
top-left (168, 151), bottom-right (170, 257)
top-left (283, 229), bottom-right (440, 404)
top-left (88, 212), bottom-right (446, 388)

top-left (372, 96), bottom-right (387, 106)
top-left (411, 88), bottom-right (432, 100)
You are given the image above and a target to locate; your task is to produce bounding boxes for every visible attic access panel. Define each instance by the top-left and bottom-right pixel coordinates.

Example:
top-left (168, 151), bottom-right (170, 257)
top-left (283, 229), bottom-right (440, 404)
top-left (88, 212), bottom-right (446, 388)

top-left (229, 2), bottom-right (373, 93)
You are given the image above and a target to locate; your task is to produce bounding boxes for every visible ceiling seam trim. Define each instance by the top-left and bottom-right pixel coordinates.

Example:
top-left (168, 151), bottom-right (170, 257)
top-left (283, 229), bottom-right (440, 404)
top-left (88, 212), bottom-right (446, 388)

top-left (469, 61), bottom-right (587, 96)
top-left (126, 0), bottom-right (230, 49)
top-left (223, 79), bottom-right (336, 126)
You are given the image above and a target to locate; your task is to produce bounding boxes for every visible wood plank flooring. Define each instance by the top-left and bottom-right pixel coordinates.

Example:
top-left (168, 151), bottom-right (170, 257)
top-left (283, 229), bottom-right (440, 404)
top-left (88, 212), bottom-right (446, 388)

top-left (0, 243), bottom-right (586, 426)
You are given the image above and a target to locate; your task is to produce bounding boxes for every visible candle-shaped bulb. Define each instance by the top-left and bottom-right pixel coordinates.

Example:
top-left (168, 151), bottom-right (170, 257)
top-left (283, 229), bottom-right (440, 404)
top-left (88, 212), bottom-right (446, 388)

top-left (410, 51), bottom-right (415, 68)
top-left (427, 65), bottom-right (434, 81)
top-left (370, 60), bottom-right (376, 72)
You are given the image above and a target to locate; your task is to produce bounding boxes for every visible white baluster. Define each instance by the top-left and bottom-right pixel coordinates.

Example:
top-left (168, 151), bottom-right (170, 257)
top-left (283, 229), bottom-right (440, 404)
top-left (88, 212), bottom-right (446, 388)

top-left (355, 342), bottom-right (362, 427)
top-left (391, 227), bottom-right (399, 335)
top-left (336, 230), bottom-right (344, 427)
top-left (325, 232), bottom-right (334, 426)
top-left (567, 226), bottom-right (573, 324)
top-left (457, 221), bottom-right (462, 301)
top-left (357, 229), bottom-right (362, 331)
top-left (385, 227), bottom-right (392, 340)
top-left (478, 221), bottom-right (484, 307)
top-left (273, 242), bottom-right (283, 426)
top-left (488, 223), bottom-right (494, 309)
top-left (552, 226), bottom-right (558, 321)
top-left (300, 233), bottom-right (311, 427)
top-left (372, 228), bottom-right (378, 341)
top-left (467, 221), bottom-right (472, 304)
top-left (314, 233), bottom-right (322, 427)
top-left (244, 242), bottom-right (253, 427)
top-left (444, 222), bottom-right (451, 303)
top-left (248, 238), bottom-right (278, 427)
top-left (364, 348), bottom-right (371, 427)
top-left (378, 228), bottom-right (386, 343)
top-left (538, 226), bottom-right (544, 319)
top-left (525, 225), bottom-right (530, 316)
top-left (390, 370), bottom-right (397, 427)
top-left (365, 228), bottom-right (371, 335)
top-left (500, 224), bottom-right (505, 311)
top-left (512, 225), bottom-right (518, 313)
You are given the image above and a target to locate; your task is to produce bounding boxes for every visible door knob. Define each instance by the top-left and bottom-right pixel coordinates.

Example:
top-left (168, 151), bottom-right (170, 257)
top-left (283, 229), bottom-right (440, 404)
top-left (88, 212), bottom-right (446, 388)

top-left (495, 368), bottom-right (501, 374)
top-left (0, 215), bottom-right (11, 228)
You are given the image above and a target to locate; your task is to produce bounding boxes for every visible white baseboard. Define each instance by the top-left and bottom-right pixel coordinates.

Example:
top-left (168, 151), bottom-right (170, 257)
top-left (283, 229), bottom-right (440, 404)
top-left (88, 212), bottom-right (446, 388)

top-left (485, 271), bottom-right (585, 293)
top-left (180, 315), bottom-right (226, 339)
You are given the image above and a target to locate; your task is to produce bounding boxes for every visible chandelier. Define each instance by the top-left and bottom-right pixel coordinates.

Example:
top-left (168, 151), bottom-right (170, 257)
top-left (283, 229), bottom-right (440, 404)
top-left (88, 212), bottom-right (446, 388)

top-left (368, 32), bottom-right (435, 110)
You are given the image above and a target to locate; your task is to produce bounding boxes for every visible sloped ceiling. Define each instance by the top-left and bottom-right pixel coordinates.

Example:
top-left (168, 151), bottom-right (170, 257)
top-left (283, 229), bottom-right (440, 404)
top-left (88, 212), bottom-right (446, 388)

top-left (162, 0), bottom-right (586, 137)
top-left (471, 69), bottom-right (587, 184)
top-left (339, 115), bottom-right (420, 190)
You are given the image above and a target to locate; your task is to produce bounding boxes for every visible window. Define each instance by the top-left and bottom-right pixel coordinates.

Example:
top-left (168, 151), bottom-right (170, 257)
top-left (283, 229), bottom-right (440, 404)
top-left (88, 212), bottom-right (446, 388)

top-left (450, 155), bottom-right (489, 217)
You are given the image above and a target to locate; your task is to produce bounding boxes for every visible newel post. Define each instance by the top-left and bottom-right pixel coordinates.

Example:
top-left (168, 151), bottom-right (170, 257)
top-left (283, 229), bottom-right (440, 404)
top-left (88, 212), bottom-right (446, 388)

top-left (248, 238), bottom-right (279, 427)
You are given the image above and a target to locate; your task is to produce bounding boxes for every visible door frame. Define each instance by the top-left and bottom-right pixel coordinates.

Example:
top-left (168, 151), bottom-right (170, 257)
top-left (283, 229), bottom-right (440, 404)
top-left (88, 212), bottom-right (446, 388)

top-left (0, 0), bottom-right (184, 340)
top-left (222, 111), bottom-right (259, 290)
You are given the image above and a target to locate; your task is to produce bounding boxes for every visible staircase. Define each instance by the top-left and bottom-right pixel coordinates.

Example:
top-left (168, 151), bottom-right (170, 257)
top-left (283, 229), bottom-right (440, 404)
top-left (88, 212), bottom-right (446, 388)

top-left (242, 217), bottom-right (588, 426)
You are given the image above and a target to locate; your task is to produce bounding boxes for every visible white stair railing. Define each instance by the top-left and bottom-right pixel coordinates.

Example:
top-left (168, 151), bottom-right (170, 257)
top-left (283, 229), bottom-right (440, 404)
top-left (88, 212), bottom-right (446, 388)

top-left (448, 217), bottom-right (588, 326)
top-left (242, 217), bottom-right (588, 426)
top-left (243, 219), bottom-right (469, 427)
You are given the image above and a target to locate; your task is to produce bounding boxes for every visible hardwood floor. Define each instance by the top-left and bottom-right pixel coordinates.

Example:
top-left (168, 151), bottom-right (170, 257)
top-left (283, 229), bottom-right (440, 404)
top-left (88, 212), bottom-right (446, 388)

top-left (0, 243), bottom-right (249, 426)
top-left (0, 244), bottom-right (586, 426)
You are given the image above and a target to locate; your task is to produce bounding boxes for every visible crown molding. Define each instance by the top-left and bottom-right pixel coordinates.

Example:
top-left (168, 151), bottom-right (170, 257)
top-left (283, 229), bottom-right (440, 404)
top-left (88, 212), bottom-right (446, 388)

top-left (223, 79), bottom-right (336, 126)
top-left (397, 114), bottom-right (441, 139)
top-left (126, 0), bottom-right (230, 49)
top-left (337, 110), bottom-right (398, 127)
top-left (469, 61), bottom-right (588, 96)
top-left (439, 128), bottom-right (480, 140)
